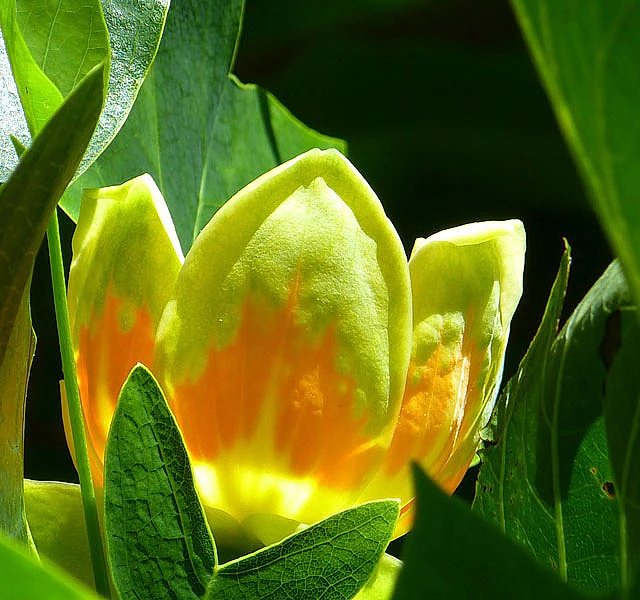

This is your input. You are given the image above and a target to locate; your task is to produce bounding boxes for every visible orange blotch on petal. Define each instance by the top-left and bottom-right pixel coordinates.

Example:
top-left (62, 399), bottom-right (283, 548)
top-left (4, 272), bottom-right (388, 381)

top-left (75, 289), bottom-right (156, 484)
top-left (170, 289), bottom-right (383, 521)
top-left (381, 317), bottom-right (486, 503)
top-left (384, 343), bottom-right (469, 478)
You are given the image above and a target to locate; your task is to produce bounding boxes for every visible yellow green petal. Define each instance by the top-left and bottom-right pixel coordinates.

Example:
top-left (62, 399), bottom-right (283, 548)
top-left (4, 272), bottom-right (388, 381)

top-left (359, 219), bottom-right (525, 535)
top-left (155, 149), bottom-right (412, 525)
top-left (66, 175), bottom-right (183, 483)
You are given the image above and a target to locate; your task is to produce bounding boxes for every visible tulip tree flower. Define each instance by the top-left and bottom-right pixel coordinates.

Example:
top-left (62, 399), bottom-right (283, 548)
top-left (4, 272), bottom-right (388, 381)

top-left (65, 149), bottom-right (525, 541)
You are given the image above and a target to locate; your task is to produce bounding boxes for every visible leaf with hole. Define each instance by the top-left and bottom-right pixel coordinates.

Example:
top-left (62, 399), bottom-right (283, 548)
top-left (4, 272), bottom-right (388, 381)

top-left (474, 253), bottom-right (639, 596)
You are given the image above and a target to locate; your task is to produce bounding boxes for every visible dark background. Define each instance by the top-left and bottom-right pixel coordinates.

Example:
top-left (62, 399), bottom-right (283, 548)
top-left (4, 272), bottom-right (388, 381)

top-left (25, 0), bottom-right (612, 499)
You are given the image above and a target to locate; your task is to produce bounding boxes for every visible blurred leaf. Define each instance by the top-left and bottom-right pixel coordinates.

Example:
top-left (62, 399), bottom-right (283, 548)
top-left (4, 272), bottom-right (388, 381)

top-left (1, 0), bottom-right (168, 182)
top-left (104, 364), bottom-right (216, 600)
top-left (512, 0), bottom-right (640, 311)
top-left (603, 306), bottom-right (640, 591)
top-left (205, 500), bottom-right (399, 600)
top-left (0, 291), bottom-right (34, 547)
top-left (474, 256), bottom-right (634, 595)
top-left (241, 0), bottom-right (427, 45)
top-left (0, 534), bottom-right (100, 600)
top-left (24, 480), bottom-right (94, 589)
top-left (65, 0), bottom-right (346, 252)
top-left (393, 466), bottom-right (586, 600)
top-left (0, 62), bottom-right (105, 365)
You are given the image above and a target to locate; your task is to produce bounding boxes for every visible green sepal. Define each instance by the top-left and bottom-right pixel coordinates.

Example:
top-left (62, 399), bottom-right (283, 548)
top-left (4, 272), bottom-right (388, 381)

top-left (475, 249), bottom-right (640, 595)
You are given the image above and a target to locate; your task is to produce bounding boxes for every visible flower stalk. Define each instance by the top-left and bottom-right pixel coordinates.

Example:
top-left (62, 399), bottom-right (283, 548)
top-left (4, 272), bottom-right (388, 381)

top-left (46, 209), bottom-right (111, 598)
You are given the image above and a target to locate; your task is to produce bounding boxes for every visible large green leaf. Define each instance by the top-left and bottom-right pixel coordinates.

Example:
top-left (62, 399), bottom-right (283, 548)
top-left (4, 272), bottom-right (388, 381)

top-left (0, 62), bottom-right (104, 548)
top-left (603, 307), bottom-right (640, 591)
top-left (0, 0), bottom-right (168, 180)
top-left (0, 0), bottom-right (70, 136)
top-left (15, 0), bottom-right (108, 98)
top-left (104, 364), bottom-right (216, 600)
top-left (0, 63), bottom-right (105, 365)
top-left (474, 255), bottom-right (637, 595)
top-left (75, 0), bottom-right (169, 175)
top-left (511, 0), bottom-right (640, 310)
top-left (65, 0), bottom-right (346, 252)
top-left (205, 500), bottom-right (399, 600)
top-left (393, 466), bottom-right (586, 600)
top-left (0, 534), bottom-right (101, 600)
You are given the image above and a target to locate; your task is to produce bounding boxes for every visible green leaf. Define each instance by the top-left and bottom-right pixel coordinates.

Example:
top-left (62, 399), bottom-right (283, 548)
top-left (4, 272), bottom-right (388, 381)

top-left (603, 306), bottom-right (640, 592)
top-left (393, 466), bottom-right (586, 600)
top-left (65, 0), bottom-right (346, 252)
top-left (205, 500), bottom-right (399, 600)
top-left (0, 290), bottom-right (34, 547)
top-left (0, 60), bottom-right (103, 554)
top-left (15, 0), bottom-right (108, 98)
top-left (0, 61), bottom-right (105, 368)
top-left (104, 364), bottom-right (216, 600)
top-left (0, 0), bottom-right (66, 136)
top-left (512, 0), bottom-right (640, 312)
top-left (0, 534), bottom-right (101, 600)
top-left (0, 0), bottom-right (168, 181)
top-left (76, 0), bottom-right (169, 176)
top-left (474, 256), bottom-right (634, 595)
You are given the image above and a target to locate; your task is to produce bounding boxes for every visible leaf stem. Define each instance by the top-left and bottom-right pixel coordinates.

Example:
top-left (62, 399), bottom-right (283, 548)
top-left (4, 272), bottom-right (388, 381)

top-left (47, 208), bottom-right (111, 598)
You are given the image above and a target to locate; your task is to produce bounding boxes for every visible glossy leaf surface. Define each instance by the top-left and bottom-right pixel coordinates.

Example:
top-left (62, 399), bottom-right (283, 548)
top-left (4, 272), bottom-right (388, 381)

top-left (0, 63), bottom-right (105, 364)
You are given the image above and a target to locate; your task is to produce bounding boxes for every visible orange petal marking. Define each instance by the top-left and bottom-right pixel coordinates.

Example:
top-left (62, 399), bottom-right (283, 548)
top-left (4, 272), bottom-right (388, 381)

top-left (170, 286), bottom-right (382, 498)
top-left (383, 328), bottom-right (482, 493)
top-left (75, 288), bottom-right (155, 484)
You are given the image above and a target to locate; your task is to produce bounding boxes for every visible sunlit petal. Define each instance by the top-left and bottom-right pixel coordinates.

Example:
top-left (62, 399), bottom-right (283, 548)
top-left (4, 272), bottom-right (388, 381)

top-left (154, 149), bottom-right (412, 525)
top-left (65, 175), bottom-right (183, 483)
top-left (358, 220), bottom-right (525, 535)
